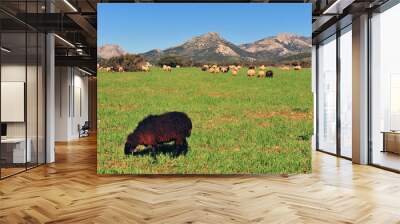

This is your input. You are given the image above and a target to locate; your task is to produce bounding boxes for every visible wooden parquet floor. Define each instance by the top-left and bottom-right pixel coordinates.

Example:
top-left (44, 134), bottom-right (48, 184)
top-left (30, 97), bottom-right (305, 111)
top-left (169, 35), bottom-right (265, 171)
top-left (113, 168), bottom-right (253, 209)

top-left (1, 135), bottom-right (400, 223)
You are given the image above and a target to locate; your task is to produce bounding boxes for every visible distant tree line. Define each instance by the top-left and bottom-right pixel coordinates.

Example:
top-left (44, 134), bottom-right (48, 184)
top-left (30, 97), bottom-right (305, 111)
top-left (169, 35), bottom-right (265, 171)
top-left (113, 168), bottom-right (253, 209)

top-left (157, 55), bottom-right (192, 67)
top-left (98, 53), bottom-right (311, 71)
top-left (97, 54), bottom-right (147, 71)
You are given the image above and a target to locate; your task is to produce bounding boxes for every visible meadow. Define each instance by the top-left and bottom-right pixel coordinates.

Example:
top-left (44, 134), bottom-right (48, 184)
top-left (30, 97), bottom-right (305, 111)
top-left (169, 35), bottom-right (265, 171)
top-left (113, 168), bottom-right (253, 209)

top-left (97, 67), bottom-right (313, 174)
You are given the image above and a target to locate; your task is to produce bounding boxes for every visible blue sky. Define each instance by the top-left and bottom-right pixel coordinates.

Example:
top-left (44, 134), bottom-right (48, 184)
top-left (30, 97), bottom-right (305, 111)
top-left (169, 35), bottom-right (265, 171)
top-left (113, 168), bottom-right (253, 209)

top-left (98, 3), bottom-right (311, 54)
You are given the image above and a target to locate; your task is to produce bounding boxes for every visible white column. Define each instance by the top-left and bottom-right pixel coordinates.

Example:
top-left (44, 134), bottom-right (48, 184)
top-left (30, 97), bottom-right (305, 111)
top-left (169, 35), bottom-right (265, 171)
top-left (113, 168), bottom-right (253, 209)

top-left (46, 32), bottom-right (55, 163)
top-left (352, 14), bottom-right (369, 164)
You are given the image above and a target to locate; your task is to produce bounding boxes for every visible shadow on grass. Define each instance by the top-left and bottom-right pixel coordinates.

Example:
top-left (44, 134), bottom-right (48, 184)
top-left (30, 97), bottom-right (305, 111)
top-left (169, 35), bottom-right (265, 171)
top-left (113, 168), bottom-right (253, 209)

top-left (132, 143), bottom-right (189, 158)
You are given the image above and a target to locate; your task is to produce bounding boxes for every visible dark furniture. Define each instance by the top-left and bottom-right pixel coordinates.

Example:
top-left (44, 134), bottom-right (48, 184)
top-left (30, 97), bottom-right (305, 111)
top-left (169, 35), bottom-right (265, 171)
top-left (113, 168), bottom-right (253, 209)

top-left (78, 121), bottom-right (90, 138)
top-left (382, 131), bottom-right (400, 154)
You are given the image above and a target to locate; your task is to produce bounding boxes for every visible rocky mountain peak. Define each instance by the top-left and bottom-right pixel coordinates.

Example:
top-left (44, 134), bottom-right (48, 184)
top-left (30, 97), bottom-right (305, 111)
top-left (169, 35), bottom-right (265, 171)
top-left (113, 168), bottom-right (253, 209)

top-left (97, 44), bottom-right (126, 59)
top-left (99, 32), bottom-right (311, 65)
top-left (276, 33), bottom-right (299, 42)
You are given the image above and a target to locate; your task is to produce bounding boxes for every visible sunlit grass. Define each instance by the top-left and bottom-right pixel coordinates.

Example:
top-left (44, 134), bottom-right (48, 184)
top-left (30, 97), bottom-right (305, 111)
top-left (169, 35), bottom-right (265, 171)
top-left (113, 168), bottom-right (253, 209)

top-left (97, 67), bottom-right (313, 174)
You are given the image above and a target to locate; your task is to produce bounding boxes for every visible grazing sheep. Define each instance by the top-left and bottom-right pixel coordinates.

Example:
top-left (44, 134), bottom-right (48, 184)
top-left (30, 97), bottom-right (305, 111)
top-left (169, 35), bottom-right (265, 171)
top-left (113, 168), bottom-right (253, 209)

top-left (118, 66), bottom-right (124, 72)
top-left (209, 65), bottom-right (219, 73)
top-left (266, 70), bottom-right (273, 78)
top-left (259, 65), bottom-right (266, 71)
top-left (294, 65), bottom-right (302, 70)
top-left (106, 67), bottom-right (113, 72)
top-left (145, 62), bottom-right (152, 68)
top-left (220, 66), bottom-right (229, 73)
top-left (176, 65), bottom-right (181, 68)
top-left (202, 65), bottom-right (209, 71)
top-left (280, 66), bottom-right (290, 71)
top-left (237, 65), bottom-right (242, 70)
top-left (124, 111), bottom-right (192, 160)
top-left (247, 66), bottom-right (256, 77)
top-left (230, 66), bottom-right (239, 76)
top-left (162, 65), bottom-right (172, 72)
top-left (257, 70), bottom-right (266, 78)
top-left (141, 65), bottom-right (150, 72)
top-left (231, 69), bottom-right (238, 76)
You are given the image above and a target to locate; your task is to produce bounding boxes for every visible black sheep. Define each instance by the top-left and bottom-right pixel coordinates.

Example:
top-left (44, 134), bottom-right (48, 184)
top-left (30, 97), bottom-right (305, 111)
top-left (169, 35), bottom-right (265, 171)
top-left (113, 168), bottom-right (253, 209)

top-left (266, 70), bottom-right (273, 78)
top-left (124, 111), bottom-right (192, 160)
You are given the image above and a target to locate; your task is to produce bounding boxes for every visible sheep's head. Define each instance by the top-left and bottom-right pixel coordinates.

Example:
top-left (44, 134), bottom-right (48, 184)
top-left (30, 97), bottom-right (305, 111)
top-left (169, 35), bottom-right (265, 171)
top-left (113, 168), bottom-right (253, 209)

top-left (124, 133), bottom-right (139, 155)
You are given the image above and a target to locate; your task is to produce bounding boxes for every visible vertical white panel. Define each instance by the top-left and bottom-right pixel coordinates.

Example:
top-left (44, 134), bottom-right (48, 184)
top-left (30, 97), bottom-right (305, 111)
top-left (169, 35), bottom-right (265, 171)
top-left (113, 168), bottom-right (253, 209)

top-left (352, 14), bottom-right (369, 164)
top-left (1, 82), bottom-right (25, 122)
top-left (318, 35), bottom-right (337, 154)
top-left (340, 26), bottom-right (353, 158)
top-left (46, 33), bottom-right (55, 163)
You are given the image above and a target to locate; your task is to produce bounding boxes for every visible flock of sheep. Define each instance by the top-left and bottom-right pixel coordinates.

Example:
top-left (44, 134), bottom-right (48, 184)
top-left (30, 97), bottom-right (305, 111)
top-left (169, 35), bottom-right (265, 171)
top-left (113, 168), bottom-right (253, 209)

top-left (201, 64), bottom-right (241, 75)
top-left (245, 65), bottom-right (274, 78)
top-left (98, 63), bottom-right (303, 76)
top-left (98, 65), bottom-right (124, 72)
top-left (200, 64), bottom-right (302, 78)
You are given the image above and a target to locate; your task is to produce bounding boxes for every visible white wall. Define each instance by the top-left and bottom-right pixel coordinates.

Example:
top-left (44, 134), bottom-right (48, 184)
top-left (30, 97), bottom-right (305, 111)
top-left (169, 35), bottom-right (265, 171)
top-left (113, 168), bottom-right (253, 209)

top-left (55, 66), bottom-right (70, 141)
top-left (54, 67), bottom-right (89, 141)
top-left (1, 63), bottom-right (46, 164)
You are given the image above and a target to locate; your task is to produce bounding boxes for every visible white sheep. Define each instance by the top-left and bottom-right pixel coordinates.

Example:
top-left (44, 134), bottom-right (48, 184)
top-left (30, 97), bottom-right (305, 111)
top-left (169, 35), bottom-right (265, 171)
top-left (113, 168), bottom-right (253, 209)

top-left (281, 66), bottom-right (290, 71)
top-left (202, 65), bottom-right (209, 71)
top-left (162, 65), bottom-right (172, 72)
top-left (141, 65), bottom-right (150, 72)
top-left (247, 67), bottom-right (256, 77)
top-left (231, 67), bottom-right (238, 76)
top-left (257, 70), bottom-right (266, 78)
top-left (294, 65), bottom-right (302, 70)
top-left (220, 66), bottom-right (229, 73)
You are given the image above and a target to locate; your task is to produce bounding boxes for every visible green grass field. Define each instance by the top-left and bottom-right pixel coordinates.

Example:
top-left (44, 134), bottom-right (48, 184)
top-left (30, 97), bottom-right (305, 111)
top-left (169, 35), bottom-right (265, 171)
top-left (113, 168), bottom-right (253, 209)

top-left (97, 67), bottom-right (313, 174)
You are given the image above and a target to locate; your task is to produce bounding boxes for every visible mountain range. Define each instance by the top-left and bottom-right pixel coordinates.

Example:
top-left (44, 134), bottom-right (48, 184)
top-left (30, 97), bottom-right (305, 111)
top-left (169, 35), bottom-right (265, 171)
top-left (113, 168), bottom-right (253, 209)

top-left (98, 32), bottom-right (311, 64)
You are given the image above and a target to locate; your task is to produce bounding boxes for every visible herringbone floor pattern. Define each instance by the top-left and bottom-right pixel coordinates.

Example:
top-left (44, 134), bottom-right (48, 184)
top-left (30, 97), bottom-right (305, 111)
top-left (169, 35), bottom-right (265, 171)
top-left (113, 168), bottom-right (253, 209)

top-left (1, 135), bottom-right (400, 223)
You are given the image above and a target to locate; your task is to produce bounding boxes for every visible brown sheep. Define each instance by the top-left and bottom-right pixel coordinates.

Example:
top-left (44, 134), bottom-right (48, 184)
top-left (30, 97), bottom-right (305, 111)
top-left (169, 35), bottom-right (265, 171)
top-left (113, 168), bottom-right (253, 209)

top-left (124, 111), bottom-right (192, 160)
top-left (266, 70), bottom-right (274, 78)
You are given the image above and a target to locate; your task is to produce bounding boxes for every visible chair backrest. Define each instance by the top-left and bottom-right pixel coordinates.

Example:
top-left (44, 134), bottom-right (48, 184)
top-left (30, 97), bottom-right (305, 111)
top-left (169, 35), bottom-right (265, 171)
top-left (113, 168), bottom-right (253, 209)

top-left (82, 121), bottom-right (90, 129)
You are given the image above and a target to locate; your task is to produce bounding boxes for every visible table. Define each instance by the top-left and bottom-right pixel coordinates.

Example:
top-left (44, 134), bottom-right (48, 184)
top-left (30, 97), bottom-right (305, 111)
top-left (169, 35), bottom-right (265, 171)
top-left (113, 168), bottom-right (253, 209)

top-left (1, 138), bottom-right (31, 163)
